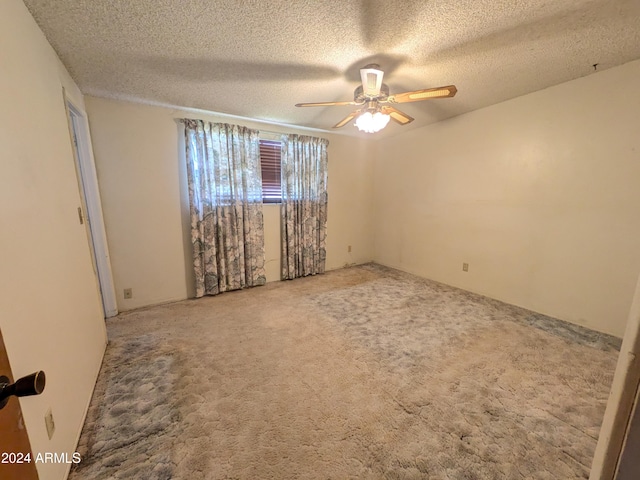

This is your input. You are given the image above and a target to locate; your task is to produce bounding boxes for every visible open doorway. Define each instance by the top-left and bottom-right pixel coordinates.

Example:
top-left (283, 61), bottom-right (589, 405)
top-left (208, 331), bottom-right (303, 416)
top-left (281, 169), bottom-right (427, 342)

top-left (66, 100), bottom-right (118, 318)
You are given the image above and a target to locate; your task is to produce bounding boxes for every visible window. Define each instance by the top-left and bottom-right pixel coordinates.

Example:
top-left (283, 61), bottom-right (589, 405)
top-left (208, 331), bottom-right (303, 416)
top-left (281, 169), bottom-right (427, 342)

top-left (259, 139), bottom-right (282, 203)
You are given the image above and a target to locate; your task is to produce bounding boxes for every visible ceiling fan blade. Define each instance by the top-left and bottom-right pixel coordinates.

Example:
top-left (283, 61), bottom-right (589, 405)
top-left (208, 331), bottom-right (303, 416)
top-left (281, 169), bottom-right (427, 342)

top-left (387, 85), bottom-right (457, 103)
top-left (333, 111), bottom-right (359, 129)
top-left (360, 64), bottom-right (384, 97)
top-left (381, 106), bottom-right (414, 125)
top-left (295, 100), bottom-right (358, 107)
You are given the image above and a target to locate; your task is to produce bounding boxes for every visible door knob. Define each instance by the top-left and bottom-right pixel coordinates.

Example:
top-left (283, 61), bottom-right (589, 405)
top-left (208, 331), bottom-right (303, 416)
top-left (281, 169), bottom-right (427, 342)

top-left (0, 371), bottom-right (46, 410)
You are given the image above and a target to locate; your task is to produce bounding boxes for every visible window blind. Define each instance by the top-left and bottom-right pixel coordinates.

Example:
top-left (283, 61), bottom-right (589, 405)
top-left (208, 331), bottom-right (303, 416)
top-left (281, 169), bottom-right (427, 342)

top-left (259, 139), bottom-right (282, 203)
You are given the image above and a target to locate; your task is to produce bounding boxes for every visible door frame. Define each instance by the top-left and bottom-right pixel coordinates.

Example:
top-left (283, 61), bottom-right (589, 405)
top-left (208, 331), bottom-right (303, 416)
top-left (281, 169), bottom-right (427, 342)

top-left (590, 273), bottom-right (640, 479)
top-left (65, 98), bottom-right (118, 318)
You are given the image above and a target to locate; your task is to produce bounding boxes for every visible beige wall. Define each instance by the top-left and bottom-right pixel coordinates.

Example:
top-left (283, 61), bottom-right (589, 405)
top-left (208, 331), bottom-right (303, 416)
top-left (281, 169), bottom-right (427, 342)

top-left (373, 60), bottom-right (640, 337)
top-left (85, 97), bottom-right (375, 311)
top-left (0, 2), bottom-right (107, 480)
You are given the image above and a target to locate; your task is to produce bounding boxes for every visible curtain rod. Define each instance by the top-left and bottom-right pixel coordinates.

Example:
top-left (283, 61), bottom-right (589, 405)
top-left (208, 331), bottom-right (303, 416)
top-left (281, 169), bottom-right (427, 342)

top-left (180, 122), bottom-right (322, 141)
top-left (179, 119), bottom-right (280, 137)
top-left (177, 116), bottom-right (329, 138)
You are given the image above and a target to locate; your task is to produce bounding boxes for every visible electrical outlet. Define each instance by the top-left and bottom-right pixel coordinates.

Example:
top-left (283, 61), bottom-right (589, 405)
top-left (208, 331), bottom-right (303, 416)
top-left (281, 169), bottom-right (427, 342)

top-left (348, 245), bottom-right (352, 253)
top-left (124, 288), bottom-right (133, 299)
top-left (45, 408), bottom-right (55, 440)
top-left (462, 263), bottom-right (469, 272)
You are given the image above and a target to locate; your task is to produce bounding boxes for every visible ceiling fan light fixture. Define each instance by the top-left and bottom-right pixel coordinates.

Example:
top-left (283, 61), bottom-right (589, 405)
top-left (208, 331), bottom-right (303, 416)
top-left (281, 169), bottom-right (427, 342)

top-left (355, 110), bottom-right (390, 133)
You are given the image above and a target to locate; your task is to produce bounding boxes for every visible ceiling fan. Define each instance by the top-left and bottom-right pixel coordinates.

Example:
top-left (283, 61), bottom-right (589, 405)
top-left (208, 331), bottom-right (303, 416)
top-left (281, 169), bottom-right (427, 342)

top-left (295, 64), bottom-right (457, 132)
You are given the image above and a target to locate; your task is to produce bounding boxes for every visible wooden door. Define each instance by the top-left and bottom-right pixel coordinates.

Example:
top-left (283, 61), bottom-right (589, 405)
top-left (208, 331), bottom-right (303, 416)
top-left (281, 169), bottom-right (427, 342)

top-left (0, 329), bottom-right (39, 480)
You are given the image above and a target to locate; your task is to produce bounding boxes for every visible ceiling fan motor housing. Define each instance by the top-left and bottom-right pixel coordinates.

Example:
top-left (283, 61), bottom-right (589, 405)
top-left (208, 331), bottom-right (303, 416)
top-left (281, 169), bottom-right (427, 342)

top-left (354, 83), bottom-right (389, 104)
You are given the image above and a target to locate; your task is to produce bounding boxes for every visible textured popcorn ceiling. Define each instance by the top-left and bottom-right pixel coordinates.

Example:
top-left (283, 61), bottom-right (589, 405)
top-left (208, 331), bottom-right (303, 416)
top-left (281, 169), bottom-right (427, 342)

top-left (24, 0), bottom-right (640, 139)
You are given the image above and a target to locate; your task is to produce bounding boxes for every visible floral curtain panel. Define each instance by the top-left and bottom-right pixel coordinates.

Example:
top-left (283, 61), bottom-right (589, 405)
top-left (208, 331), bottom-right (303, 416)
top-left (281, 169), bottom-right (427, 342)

top-left (280, 134), bottom-right (329, 280)
top-left (183, 120), bottom-right (266, 297)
